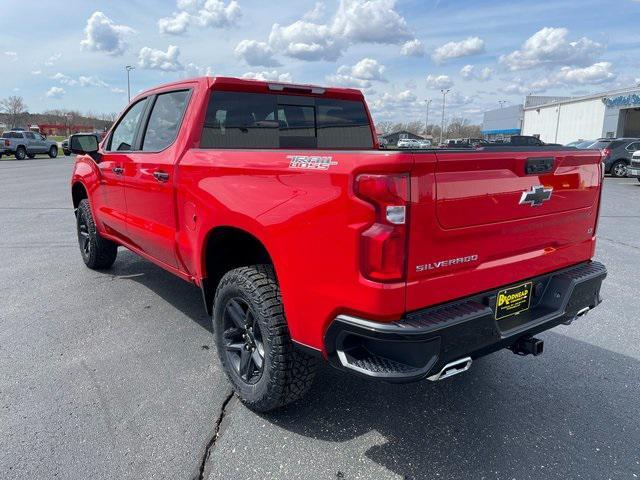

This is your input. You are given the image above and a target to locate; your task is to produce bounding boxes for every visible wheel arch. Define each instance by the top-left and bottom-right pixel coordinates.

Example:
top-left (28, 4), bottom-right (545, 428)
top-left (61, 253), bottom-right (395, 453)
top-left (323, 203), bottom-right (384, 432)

top-left (71, 181), bottom-right (89, 209)
top-left (200, 226), bottom-right (275, 315)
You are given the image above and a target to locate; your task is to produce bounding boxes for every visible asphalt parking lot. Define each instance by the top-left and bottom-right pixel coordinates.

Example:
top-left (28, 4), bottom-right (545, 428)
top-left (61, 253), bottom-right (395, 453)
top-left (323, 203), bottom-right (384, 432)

top-left (1, 156), bottom-right (639, 480)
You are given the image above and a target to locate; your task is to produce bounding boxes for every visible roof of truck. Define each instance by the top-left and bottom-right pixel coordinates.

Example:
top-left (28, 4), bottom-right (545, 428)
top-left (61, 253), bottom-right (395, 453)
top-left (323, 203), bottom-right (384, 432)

top-left (133, 76), bottom-right (365, 102)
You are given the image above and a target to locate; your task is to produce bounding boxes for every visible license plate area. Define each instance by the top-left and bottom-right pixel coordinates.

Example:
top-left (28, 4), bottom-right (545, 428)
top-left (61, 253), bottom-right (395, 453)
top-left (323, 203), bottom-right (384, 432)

top-left (494, 282), bottom-right (533, 320)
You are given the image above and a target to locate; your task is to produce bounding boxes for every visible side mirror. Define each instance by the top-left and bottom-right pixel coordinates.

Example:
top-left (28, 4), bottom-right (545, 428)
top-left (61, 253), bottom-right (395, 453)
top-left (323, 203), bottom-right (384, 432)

top-left (70, 134), bottom-right (99, 155)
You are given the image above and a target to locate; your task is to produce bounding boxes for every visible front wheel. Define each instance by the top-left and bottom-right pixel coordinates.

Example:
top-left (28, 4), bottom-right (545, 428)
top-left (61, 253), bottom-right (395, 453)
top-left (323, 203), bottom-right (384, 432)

top-left (213, 265), bottom-right (318, 412)
top-left (76, 199), bottom-right (118, 269)
top-left (48, 146), bottom-right (58, 158)
top-left (610, 160), bottom-right (627, 178)
top-left (15, 147), bottom-right (26, 160)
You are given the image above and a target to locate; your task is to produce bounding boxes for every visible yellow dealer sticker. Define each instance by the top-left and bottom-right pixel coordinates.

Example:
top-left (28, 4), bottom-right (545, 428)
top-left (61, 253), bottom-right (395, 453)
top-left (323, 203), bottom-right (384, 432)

top-left (495, 282), bottom-right (533, 320)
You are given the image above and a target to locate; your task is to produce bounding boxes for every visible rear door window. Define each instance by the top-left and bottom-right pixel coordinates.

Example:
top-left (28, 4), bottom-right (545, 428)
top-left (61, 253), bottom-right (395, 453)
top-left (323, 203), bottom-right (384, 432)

top-left (142, 90), bottom-right (190, 151)
top-left (201, 91), bottom-right (373, 149)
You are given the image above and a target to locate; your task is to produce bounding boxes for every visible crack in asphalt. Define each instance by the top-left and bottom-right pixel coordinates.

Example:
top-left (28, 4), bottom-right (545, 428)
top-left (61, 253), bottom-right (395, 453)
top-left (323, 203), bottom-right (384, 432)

top-left (194, 391), bottom-right (235, 480)
top-left (599, 236), bottom-right (640, 251)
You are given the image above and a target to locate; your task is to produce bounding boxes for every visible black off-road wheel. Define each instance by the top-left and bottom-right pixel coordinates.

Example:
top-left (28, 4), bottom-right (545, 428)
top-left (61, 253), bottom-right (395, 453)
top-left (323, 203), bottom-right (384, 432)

top-left (76, 199), bottom-right (118, 269)
top-left (15, 147), bottom-right (26, 160)
top-left (48, 146), bottom-right (58, 158)
top-left (213, 265), bottom-right (318, 412)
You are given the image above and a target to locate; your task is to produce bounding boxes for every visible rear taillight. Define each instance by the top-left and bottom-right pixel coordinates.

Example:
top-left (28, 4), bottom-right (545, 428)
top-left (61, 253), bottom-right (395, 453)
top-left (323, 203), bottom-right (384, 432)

top-left (4, 140), bottom-right (9, 147)
top-left (355, 173), bottom-right (409, 282)
top-left (601, 148), bottom-right (611, 159)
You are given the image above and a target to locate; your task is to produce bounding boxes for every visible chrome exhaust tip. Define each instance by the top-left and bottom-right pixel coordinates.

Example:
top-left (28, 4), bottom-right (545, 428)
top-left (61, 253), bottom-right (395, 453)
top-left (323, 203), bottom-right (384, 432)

top-left (427, 357), bottom-right (472, 381)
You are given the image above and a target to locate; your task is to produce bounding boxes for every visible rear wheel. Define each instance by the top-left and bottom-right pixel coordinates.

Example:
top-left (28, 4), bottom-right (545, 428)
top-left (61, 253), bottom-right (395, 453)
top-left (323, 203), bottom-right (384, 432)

top-left (76, 199), bottom-right (118, 269)
top-left (48, 146), bottom-right (58, 158)
top-left (610, 160), bottom-right (627, 178)
top-left (213, 265), bottom-right (318, 412)
top-left (15, 147), bottom-right (26, 160)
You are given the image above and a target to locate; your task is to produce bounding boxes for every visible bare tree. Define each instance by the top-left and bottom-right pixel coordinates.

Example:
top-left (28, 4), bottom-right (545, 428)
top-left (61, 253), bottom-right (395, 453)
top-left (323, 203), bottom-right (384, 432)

top-left (0, 96), bottom-right (28, 129)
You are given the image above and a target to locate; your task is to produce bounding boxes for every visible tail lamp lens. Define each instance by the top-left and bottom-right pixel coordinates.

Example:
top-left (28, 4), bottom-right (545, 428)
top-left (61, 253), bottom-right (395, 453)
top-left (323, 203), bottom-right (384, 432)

top-left (355, 173), bottom-right (409, 282)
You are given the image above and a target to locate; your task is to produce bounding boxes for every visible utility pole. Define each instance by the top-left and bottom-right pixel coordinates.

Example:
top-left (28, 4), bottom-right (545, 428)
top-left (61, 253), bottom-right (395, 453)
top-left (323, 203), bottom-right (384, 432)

top-left (125, 65), bottom-right (135, 103)
top-left (424, 99), bottom-right (432, 137)
top-left (440, 89), bottom-right (450, 145)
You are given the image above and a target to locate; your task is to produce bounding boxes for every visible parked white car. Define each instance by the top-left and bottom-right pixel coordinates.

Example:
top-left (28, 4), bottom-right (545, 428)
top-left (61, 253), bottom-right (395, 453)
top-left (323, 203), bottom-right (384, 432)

top-left (397, 138), bottom-right (430, 149)
top-left (628, 150), bottom-right (640, 183)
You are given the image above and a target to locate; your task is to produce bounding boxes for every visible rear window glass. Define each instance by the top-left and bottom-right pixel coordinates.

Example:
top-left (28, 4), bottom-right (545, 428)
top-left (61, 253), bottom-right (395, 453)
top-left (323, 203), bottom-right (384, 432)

top-left (591, 140), bottom-right (611, 149)
top-left (2, 132), bottom-right (23, 138)
top-left (201, 91), bottom-right (373, 149)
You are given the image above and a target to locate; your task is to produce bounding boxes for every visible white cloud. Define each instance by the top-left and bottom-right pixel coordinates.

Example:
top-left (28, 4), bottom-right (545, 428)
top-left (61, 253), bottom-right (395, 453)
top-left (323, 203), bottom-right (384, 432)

top-left (242, 70), bottom-right (293, 83)
top-left (328, 58), bottom-right (386, 88)
top-left (556, 62), bottom-right (615, 85)
top-left (269, 21), bottom-right (340, 61)
top-left (79, 76), bottom-right (109, 88)
top-left (138, 45), bottom-right (182, 71)
top-left (111, 87), bottom-right (126, 94)
top-left (80, 11), bottom-right (134, 56)
top-left (432, 37), bottom-right (485, 63)
top-left (158, 11), bottom-right (191, 35)
top-left (234, 40), bottom-right (280, 67)
top-left (331, 0), bottom-right (411, 44)
top-left (195, 0), bottom-right (241, 27)
top-left (460, 64), bottom-right (493, 81)
top-left (4, 51), bottom-right (18, 61)
top-left (269, 0), bottom-right (412, 62)
top-left (158, 0), bottom-right (240, 34)
top-left (369, 90), bottom-right (418, 118)
top-left (426, 74), bottom-right (454, 89)
top-left (44, 53), bottom-right (61, 66)
top-left (500, 27), bottom-right (602, 71)
top-left (52, 72), bottom-right (78, 86)
top-left (185, 62), bottom-right (213, 76)
top-left (31, 70), bottom-right (42, 76)
top-left (400, 39), bottom-right (424, 57)
top-left (504, 61), bottom-right (616, 94)
top-left (46, 86), bottom-right (65, 98)
top-left (303, 2), bottom-right (326, 21)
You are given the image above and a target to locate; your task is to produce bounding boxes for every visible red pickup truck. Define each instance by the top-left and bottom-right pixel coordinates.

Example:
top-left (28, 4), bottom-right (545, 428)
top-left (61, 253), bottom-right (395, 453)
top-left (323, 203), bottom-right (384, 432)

top-left (69, 76), bottom-right (607, 412)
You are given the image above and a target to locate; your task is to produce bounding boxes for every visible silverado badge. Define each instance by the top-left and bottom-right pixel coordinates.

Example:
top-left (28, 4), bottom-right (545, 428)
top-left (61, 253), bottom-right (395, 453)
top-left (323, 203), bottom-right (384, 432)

top-left (519, 185), bottom-right (553, 207)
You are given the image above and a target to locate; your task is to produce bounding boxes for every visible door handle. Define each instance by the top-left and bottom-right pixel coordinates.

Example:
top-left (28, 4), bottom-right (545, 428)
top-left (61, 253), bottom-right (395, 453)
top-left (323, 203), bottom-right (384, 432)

top-left (112, 167), bottom-right (124, 175)
top-left (153, 171), bottom-right (170, 182)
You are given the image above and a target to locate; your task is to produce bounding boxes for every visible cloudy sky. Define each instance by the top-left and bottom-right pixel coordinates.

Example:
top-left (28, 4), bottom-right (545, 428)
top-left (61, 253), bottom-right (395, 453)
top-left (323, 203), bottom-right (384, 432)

top-left (1, 0), bottom-right (639, 124)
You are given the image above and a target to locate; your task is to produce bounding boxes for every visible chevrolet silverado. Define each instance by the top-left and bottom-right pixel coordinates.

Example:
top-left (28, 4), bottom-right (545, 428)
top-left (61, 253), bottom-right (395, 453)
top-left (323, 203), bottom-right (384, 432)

top-left (69, 77), bottom-right (607, 412)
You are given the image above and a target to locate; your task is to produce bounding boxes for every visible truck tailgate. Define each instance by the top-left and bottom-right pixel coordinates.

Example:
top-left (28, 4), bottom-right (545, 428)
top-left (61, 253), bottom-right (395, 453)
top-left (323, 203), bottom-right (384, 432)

top-left (405, 149), bottom-right (602, 312)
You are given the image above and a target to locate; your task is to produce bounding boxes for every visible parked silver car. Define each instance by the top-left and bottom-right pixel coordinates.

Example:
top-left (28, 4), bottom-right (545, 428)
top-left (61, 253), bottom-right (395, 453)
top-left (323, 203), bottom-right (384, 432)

top-left (1, 130), bottom-right (58, 159)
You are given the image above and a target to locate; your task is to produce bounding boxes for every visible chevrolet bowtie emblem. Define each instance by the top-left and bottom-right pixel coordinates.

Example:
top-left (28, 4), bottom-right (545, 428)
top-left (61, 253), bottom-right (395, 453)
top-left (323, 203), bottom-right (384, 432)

top-left (519, 185), bottom-right (553, 207)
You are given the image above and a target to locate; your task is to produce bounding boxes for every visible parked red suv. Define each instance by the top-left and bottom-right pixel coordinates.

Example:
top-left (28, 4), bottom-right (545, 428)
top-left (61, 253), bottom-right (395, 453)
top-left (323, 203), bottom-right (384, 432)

top-left (70, 77), bottom-right (607, 411)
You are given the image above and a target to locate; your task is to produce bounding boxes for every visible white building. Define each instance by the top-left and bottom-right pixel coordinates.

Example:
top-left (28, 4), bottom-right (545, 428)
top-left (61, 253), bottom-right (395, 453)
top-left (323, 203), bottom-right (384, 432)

top-left (522, 86), bottom-right (640, 145)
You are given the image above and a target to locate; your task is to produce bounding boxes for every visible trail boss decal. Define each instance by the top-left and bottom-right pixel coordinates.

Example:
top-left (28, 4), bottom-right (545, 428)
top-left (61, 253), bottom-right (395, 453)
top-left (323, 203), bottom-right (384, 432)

top-left (288, 155), bottom-right (338, 170)
top-left (415, 254), bottom-right (479, 272)
top-left (495, 282), bottom-right (533, 320)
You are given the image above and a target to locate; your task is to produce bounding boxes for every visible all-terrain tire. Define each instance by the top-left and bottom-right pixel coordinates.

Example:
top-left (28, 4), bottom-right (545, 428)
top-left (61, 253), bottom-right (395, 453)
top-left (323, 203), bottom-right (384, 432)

top-left (76, 199), bottom-right (118, 269)
top-left (213, 265), bottom-right (318, 412)
top-left (15, 147), bottom-right (26, 160)
top-left (48, 146), bottom-right (58, 158)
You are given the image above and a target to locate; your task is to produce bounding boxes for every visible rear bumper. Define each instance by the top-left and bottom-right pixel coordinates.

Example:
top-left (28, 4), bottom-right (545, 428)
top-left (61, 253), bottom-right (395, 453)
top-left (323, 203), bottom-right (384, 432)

top-left (324, 261), bottom-right (607, 382)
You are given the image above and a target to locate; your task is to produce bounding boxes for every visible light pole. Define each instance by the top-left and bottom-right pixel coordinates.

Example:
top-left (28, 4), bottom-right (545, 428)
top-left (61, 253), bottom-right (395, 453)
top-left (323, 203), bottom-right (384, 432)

top-left (440, 89), bottom-right (450, 145)
top-left (424, 99), bottom-right (432, 137)
top-left (499, 100), bottom-right (507, 109)
top-left (125, 65), bottom-right (135, 102)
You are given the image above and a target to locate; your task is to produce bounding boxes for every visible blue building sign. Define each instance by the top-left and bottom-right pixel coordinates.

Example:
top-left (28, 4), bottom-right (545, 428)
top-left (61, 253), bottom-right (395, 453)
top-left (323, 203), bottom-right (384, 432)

top-left (605, 94), bottom-right (640, 108)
